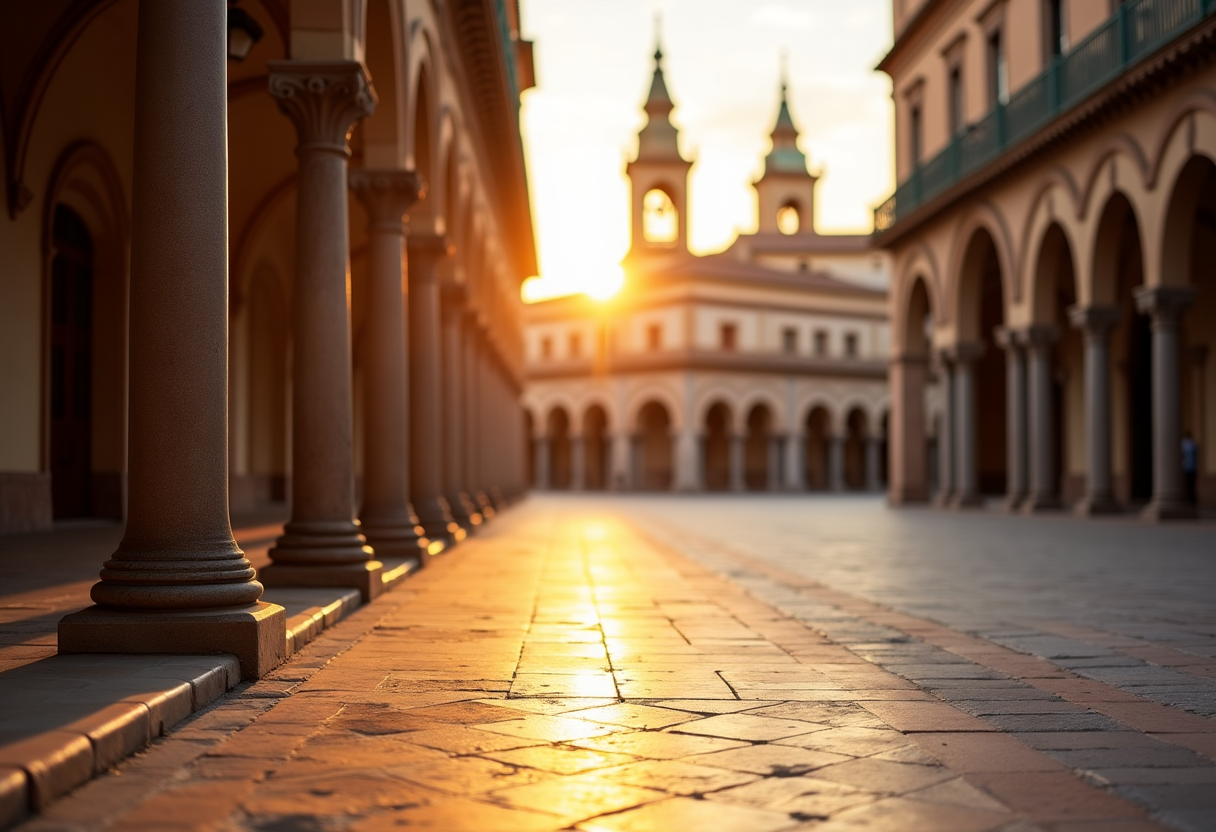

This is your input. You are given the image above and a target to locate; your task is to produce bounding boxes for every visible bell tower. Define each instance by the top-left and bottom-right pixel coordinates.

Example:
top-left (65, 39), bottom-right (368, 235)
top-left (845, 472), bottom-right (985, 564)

top-left (754, 69), bottom-right (819, 236)
top-left (626, 36), bottom-right (692, 258)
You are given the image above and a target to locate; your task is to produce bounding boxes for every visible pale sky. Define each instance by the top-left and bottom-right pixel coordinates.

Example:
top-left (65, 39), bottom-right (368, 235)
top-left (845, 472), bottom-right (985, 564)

top-left (517, 0), bottom-right (896, 301)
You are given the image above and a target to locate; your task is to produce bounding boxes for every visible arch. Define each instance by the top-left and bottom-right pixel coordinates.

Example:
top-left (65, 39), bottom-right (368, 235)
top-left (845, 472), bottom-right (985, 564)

top-left (642, 187), bottom-right (678, 243)
top-left (1019, 178), bottom-right (1083, 316)
top-left (804, 405), bottom-right (833, 491)
top-left (573, 394), bottom-right (615, 434)
top-left (738, 389), bottom-right (786, 433)
top-left (547, 406), bottom-right (572, 490)
top-left (41, 141), bottom-right (129, 519)
top-left (703, 401), bottom-right (733, 492)
top-left (843, 407), bottom-right (869, 491)
top-left (795, 397), bottom-right (837, 434)
top-left (1160, 155), bottom-right (1216, 288)
top-left (776, 200), bottom-right (803, 235)
top-left (744, 403), bottom-right (774, 491)
top-left (432, 107), bottom-right (460, 235)
top-left (583, 403), bottom-right (610, 490)
top-left (635, 400), bottom-right (674, 490)
top-left (1028, 222), bottom-right (1079, 324)
top-left (360, 0), bottom-right (407, 168)
top-left (625, 386), bottom-right (682, 432)
top-left (945, 203), bottom-right (1015, 322)
top-left (692, 391), bottom-right (740, 432)
top-left (894, 241), bottom-right (941, 351)
top-left (1078, 135), bottom-right (1151, 222)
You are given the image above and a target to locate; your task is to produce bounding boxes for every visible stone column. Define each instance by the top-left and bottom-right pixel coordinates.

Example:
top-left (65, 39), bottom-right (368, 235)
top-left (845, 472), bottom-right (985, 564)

top-left (934, 351), bottom-right (955, 506)
top-left (1022, 325), bottom-right (1061, 511)
top-left (462, 309), bottom-right (486, 519)
top-left (865, 436), bottom-right (881, 492)
top-left (674, 428), bottom-right (700, 491)
top-left (1069, 305), bottom-right (1122, 515)
top-left (611, 431), bottom-right (631, 490)
top-left (995, 328), bottom-right (1027, 511)
top-left (349, 169), bottom-right (428, 559)
top-left (490, 364), bottom-right (511, 509)
top-left (571, 435), bottom-right (586, 491)
top-left (889, 354), bottom-right (930, 503)
top-left (59, 0), bottom-right (285, 680)
top-left (828, 435), bottom-right (845, 492)
top-left (534, 436), bottom-right (550, 490)
top-left (729, 434), bottom-right (745, 492)
top-left (441, 279), bottom-right (477, 530)
top-left (1135, 286), bottom-right (1197, 520)
top-left (784, 433), bottom-right (805, 490)
top-left (262, 61), bottom-right (382, 600)
top-left (949, 343), bottom-right (984, 508)
top-left (407, 234), bottom-right (459, 542)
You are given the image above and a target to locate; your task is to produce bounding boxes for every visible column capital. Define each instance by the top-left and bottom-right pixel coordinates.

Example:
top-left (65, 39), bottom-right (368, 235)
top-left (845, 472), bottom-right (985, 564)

top-left (942, 342), bottom-right (984, 364)
top-left (407, 232), bottom-right (454, 269)
top-left (1022, 323), bottom-right (1059, 349)
top-left (349, 168), bottom-right (425, 228)
top-left (1067, 303), bottom-right (1122, 334)
top-left (993, 326), bottom-right (1023, 350)
top-left (1134, 284), bottom-right (1196, 323)
top-left (268, 61), bottom-right (375, 151)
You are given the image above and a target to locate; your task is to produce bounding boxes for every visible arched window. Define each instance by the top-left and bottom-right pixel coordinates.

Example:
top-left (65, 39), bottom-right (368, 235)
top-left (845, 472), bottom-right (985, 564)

top-left (642, 188), bottom-right (678, 243)
top-left (777, 203), bottom-right (801, 235)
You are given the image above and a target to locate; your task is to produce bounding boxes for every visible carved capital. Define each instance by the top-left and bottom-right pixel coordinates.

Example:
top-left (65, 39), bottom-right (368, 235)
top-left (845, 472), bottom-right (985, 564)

top-left (1067, 303), bottom-right (1122, 336)
top-left (349, 169), bottom-right (425, 229)
top-left (1021, 323), bottom-right (1059, 350)
top-left (407, 232), bottom-right (454, 269)
top-left (1134, 284), bottom-right (1195, 326)
top-left (268, 61), bottom-right (375, 151)
top-left (942, 342), bottom-right (984, 365)
top-left (993, 326), bottom-right (1022, 351)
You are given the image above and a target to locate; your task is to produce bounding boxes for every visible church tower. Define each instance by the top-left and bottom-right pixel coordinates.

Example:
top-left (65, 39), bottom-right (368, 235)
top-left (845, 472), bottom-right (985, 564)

top-left (754, 73), bottom-right (819, 236)
top-left (626, 39), bottom-right (693, 258)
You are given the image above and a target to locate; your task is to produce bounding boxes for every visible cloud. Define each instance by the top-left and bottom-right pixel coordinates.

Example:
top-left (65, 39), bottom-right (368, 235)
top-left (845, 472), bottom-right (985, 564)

top-left (749, 4), bottom-right (815, 31)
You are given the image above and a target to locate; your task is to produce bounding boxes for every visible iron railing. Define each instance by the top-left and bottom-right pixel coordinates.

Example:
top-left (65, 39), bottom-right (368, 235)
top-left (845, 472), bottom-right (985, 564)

top-left (874, 0), bottom-right (1216, 232)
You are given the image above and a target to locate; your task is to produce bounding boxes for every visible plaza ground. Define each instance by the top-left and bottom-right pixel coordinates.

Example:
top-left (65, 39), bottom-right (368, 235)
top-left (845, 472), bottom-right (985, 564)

top-left (4, 495), bottom-right (1216, 831)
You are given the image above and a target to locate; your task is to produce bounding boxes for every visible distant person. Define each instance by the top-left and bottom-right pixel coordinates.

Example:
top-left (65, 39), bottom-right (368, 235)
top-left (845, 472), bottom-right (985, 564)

top-left (1182, 431), bottom-right (1198, 504)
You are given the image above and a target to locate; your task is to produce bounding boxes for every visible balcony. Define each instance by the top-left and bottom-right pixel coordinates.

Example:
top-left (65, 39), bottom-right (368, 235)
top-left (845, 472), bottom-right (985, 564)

top-left (875, 0), bottom-right (1216, 233)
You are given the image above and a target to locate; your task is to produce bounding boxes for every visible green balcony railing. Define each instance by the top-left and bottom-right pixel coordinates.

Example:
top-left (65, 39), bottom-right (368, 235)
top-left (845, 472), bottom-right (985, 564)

top-left (874, 0), bottom-right (1216, 233)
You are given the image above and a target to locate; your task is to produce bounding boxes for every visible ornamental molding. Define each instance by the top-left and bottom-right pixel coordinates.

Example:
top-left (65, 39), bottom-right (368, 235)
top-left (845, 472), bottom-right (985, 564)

top-left (267, 61), bottom-right (376, 150)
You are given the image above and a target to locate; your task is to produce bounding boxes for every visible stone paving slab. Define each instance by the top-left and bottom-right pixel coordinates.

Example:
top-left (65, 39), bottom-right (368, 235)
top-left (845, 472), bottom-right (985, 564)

top-left (11, 498), bottom-right (1190, 831)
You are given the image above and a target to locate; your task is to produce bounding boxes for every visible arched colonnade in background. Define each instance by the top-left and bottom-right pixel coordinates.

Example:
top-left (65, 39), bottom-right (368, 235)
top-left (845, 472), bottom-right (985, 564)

top-left (889, 106), bottom-right (1216, 519)
top-left (525, 393), bottom-right (889, 494)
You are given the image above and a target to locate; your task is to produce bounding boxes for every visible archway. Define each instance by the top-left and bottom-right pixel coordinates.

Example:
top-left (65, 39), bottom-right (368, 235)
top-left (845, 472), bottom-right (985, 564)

top-left (891, 275), bottom-right (935, 503)
top-left (844, 408), bottom-right (867, 490)
top-left (1093, 193), bottom-right (1150, 504)
top-left (956, 228), bottom-right (1008, 500)
top-left (584, 404), bottom-right (609, 490)
top-left (704, 402), bottom-right (732, 491)
top-left (636, 401), bottom-right (673, 490)
top-left (744, 404), bottom-right (773, 490)
top-left (804, 406), bottom-right (831, 490)
top-left (548, 406), bottom-right (571, 490)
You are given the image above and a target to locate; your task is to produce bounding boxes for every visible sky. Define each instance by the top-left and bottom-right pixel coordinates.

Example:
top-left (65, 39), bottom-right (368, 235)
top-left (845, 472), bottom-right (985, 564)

top-left (517, 0), bottom-right (896, 301)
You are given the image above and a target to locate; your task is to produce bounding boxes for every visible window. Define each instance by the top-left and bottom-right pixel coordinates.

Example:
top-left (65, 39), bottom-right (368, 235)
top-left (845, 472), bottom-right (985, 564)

top-left (569, 332), bottom-right (582, 358)
top-left (909, 103), bottom-right (923, 166)
top-left (1045, 0), bottom-right (1067, 61)
top-left (541, 336), bottom-right (552, 360)
top-left (777, 203), bottom-right (801, 235)
top-left (814, 330), bottom-right (828, 356)
top-left (844, 333), bottom-right (859, 358)
top-left (642, 188), bottom-right (678, 244)
top-left (646, 323), bottom-right (662, 351)
top-left (720, 323), bottom-right (737, 351)
top-left (782, 327), bottom-right (798, 355)
top-left (987, 28), bottom-right (1008, 106)
top-left (948, 66), bottom-right (964, 136)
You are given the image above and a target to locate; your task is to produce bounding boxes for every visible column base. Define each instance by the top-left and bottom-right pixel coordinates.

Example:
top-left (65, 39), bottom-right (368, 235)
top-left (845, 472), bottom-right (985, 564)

top-left (999, 493), bottom-right (1026, 513)
top-left (1020, 494), bottom-right (1063, 513)
top-left (58, 602), bottom-right (287, 681)
top-left (259, 561), bottom-right (385, 602)
top-left (269, 520), bottom-right (375, 565)
top-left (949, 492), bottom-right (985, 509)
top-left (933, 492), bottom-right (954, 508)
top-left (1074, 495), bottom-right (1122, 516)
top-left (360, 519), bottom-right (428, 559)
top-left (446, 492), bottom-right (483, 531)
top-left (414, 496), bottom-right (462, 545)
top-left (888, 485), bottom-right (929, 505)
top-left (475, 492), bottom-right (497, 521)
top-left (490, 487), bottom-right (508, 511)
top-left (1140, 499), bottom-right (1198, 522)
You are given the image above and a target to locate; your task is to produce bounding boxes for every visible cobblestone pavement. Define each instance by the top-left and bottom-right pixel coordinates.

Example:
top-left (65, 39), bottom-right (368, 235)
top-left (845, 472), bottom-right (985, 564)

top-left (19, 497), bottom-right (1215, 832)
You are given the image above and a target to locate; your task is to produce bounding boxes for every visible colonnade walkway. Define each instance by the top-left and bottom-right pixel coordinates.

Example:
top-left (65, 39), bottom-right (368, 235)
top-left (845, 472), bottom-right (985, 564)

top-left (10, 496), bottom-right (1216, 831)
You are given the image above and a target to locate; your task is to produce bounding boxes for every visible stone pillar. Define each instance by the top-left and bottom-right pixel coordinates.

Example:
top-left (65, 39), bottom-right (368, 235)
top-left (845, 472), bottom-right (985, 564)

top-left (889, 354), bottom-right (930, 503)
top-left (259, 63), bottom-right (382, 599)
top-left (1135, 286), bottom-right (1197, 520)
top-left (534, 436), bottom-right (550, 490)
top-left (934, 352), bottom-right (956, 506)
top-left (865, 436), bottom-right (881, 492)
top-left (784, 433), bottom-right (805, 490)
top-left (59, 0), bottom-right (285, 680)
top-left (675, 428), bottom-right (700, 491)
top-left (490, 366), bottom-right (511, 509)
top-left (349, 170), bottom-right (428, 559)
top-left (407, 234), bottom-right (459, 542)
top-left (828, 435), bottom-right (845, 492)
top-left (767, 437), bottom-right (781, 491)
top-left (729, 434), bottom-right (745, 492)
top-left (1069, 305), bottom-right (1122, 515)
top-left (441, 280), bottom-right (477, 530)
top-left (571, 435), bottom-right (586, 491)
top-left (949, 343), bottom-right (984, 508)
top-left (463, 310), bottom-right (486, 517)
top-left (995, 328), bottom-right (1027, 511)
top-left (1023, 325), bottom-right (1061, 511)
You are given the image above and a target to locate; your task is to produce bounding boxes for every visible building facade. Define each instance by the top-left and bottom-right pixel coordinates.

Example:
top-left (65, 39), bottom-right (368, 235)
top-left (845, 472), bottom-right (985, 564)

top-left (879, 0), bottom-right (1216, 519)
top-left (0, 0), bottom-right (533, 672)
top-left (524, 48), bottom-right (894, 494)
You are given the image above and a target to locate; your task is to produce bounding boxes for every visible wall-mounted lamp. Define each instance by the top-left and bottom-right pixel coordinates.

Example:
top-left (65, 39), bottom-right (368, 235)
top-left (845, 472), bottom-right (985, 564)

top-left (227, 3), bottom-right (264, 62)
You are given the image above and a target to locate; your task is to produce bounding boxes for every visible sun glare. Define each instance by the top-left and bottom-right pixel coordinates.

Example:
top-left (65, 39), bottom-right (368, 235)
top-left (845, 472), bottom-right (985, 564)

top-left (523, 264), bottom-right (625, 303)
